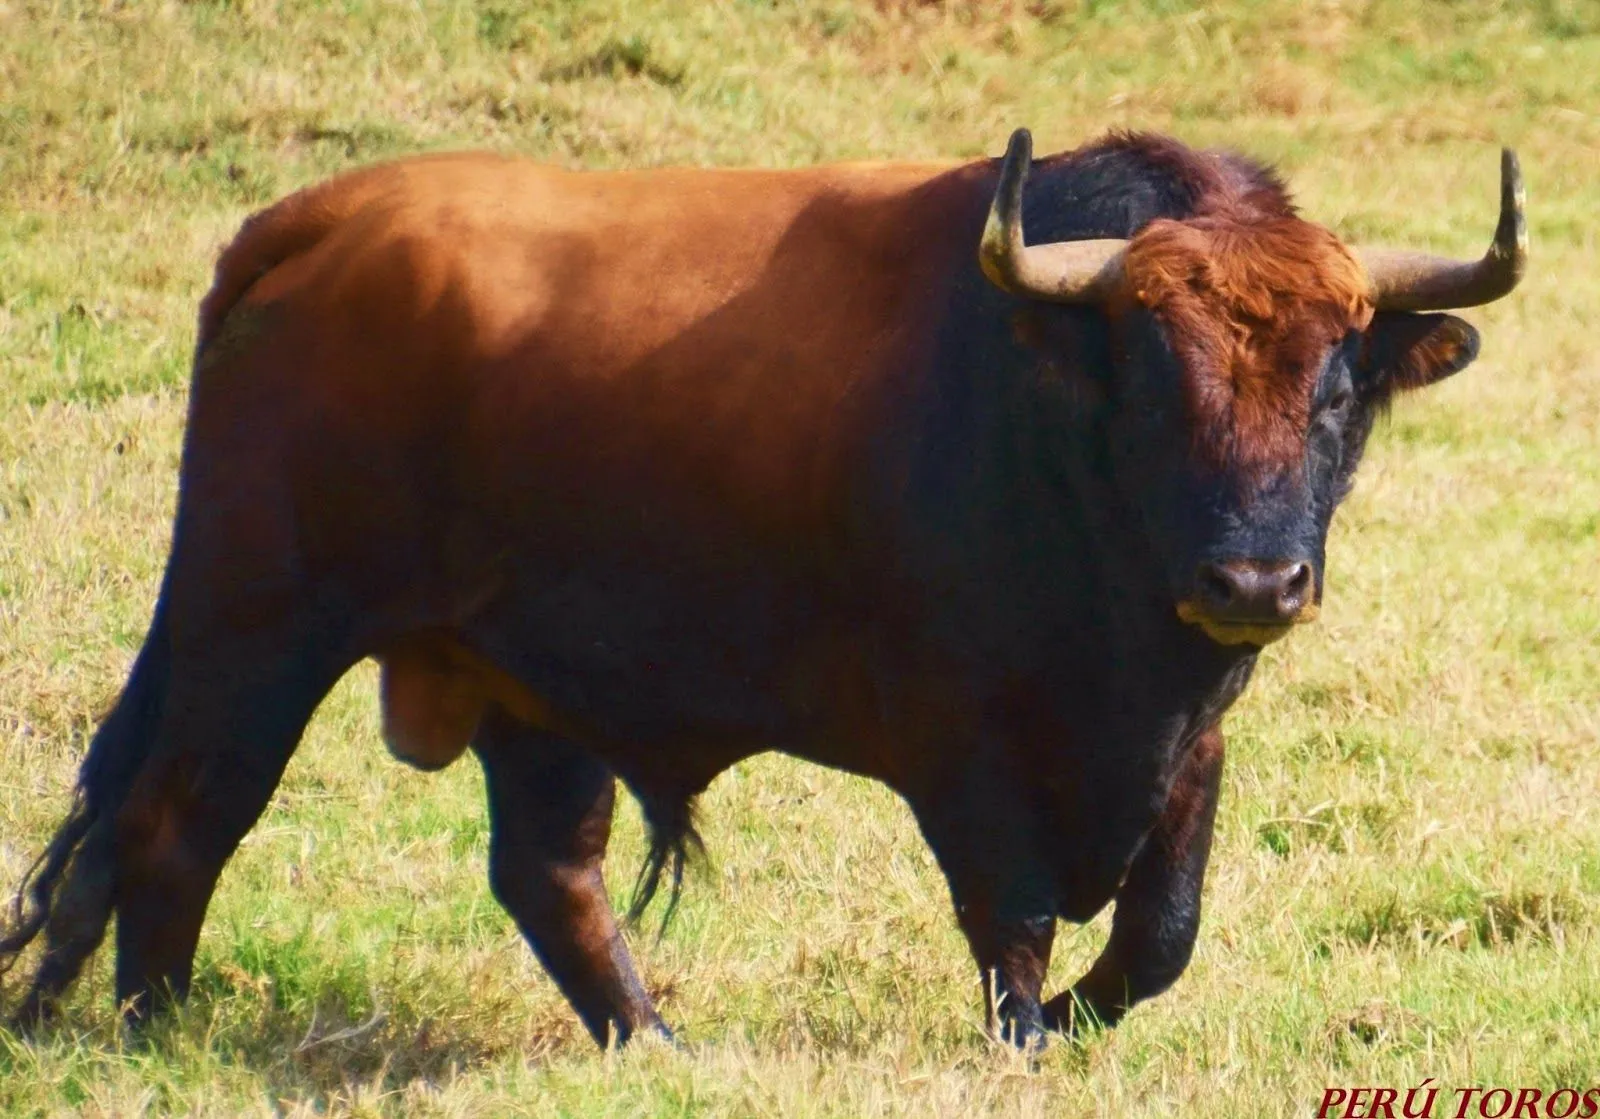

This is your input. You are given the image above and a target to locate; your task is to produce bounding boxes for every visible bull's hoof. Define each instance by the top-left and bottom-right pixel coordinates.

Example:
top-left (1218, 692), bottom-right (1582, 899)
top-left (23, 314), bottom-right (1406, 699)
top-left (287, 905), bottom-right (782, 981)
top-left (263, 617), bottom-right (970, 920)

top-left (7, 960), bottom-right (84, 1037)
top-left (6, 992), bottom-right (57, 1037)
top-left (993, 1006), bottom-right (1050, 1055)
top-left (611, 1017), bottom-right (678, 1051)
top-left (1040, 989), bottom-right (1125, 1039)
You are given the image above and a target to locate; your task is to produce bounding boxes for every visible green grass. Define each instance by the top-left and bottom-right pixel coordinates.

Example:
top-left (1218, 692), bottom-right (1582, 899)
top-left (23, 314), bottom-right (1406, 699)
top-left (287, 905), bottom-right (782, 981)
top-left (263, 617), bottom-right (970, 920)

top-left (2, 0), bottom-right (1598, 1114)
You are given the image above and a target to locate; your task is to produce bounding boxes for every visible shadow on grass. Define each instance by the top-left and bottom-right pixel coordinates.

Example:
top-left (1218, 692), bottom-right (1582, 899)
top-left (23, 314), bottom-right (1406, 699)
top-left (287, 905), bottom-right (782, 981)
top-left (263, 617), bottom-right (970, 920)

top-left (0, 975), bottom-right (579, 1105)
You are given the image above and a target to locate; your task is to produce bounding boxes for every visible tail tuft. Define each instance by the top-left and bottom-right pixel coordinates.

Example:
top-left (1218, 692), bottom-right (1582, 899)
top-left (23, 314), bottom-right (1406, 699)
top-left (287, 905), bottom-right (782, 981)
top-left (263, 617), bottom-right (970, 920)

top-left (1, 598), bottom-right (170, 1020)
top-left (0, 795), bottom-right (94, 982)
top-left (624, 793), bottom-right (704, 936)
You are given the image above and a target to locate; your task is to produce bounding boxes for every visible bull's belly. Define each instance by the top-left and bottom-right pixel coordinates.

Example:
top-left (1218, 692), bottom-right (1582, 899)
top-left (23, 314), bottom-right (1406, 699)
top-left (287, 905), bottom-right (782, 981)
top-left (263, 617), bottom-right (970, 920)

top-left (375, 566), bottom-right (845, 778)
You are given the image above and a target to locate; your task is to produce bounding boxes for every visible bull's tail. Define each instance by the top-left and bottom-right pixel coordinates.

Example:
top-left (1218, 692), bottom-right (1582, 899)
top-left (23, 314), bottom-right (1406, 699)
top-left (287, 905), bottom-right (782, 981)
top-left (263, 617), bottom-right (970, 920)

top-left (1, 591), bottom-right (172, 1026)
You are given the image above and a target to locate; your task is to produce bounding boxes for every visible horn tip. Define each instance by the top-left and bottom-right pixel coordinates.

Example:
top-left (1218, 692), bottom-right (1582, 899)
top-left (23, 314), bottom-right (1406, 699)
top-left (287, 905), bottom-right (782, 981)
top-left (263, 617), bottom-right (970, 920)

top-left (1005, 127), bottom-right (1033, 164)
top-left (1500, 148), bottom-right (1525, 206)
top-left (991, 127), bottom-right (1034, 227)
top-left (1496, 147), bottom-right (1528, 261)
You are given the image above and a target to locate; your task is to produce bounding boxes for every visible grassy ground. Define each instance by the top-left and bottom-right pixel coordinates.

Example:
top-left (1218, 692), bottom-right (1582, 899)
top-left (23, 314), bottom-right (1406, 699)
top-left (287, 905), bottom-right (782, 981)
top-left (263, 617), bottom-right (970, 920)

top-left (1, 0), bottom-right (1597, 1114)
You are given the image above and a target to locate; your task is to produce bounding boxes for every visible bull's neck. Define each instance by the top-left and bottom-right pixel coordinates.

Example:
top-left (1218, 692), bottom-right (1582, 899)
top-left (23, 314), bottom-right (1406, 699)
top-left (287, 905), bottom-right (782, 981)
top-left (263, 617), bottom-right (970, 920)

top-left (874, 280), bottom-right (1258, 710)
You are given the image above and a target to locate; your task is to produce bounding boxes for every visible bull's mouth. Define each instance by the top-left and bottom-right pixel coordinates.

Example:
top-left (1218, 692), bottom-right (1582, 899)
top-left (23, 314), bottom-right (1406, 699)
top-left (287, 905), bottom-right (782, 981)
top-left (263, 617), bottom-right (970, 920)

top-left (1175, 601), bottom-right (1320, 647)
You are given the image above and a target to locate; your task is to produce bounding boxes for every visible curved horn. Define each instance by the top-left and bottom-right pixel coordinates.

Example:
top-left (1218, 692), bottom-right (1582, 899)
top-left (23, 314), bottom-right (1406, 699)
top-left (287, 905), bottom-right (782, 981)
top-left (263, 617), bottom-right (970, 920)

top-left (979, 128), bottom-right (1127, 303)
top-left (1358, 148), bottom-right (1528, 312)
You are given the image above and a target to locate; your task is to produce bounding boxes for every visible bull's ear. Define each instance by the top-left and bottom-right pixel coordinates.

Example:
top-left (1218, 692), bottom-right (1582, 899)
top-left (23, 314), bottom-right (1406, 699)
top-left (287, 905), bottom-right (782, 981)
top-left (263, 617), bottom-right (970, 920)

top-left (1359, 312), bottom-right (1481, 395)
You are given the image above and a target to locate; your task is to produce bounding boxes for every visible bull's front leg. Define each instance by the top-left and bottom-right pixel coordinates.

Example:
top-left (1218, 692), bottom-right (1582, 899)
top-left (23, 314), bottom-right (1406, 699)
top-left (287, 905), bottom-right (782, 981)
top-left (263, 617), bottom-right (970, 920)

top-left (909, 759), bottom-right (1057, 1049)
top-left (960, 907), bottom-right (1056, 1049)
top-left (1043, 725), bottom-right (1224, 1033)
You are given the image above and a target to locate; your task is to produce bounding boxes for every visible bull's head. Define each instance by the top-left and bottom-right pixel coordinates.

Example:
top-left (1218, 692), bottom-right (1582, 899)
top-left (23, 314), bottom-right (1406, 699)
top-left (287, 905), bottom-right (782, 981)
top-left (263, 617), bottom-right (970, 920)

top-left (981, 129), bottom-right (1526, 647)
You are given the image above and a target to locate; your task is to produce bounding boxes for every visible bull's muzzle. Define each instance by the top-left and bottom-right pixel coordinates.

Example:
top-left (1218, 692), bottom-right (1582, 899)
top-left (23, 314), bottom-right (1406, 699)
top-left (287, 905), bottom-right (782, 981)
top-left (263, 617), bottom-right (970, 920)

top-left (1177, 558), bottom-right (1320, 646)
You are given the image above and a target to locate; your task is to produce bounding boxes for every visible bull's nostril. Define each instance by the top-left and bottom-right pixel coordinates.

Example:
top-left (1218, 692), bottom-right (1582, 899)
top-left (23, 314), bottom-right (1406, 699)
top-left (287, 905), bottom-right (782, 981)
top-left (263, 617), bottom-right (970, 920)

top-left (1200, 566), bottom-right (1236, 607)
top-left (1285, 563), bottom-right (1312, 597)
top-left (1273, 562), bottom-right (1314, 619)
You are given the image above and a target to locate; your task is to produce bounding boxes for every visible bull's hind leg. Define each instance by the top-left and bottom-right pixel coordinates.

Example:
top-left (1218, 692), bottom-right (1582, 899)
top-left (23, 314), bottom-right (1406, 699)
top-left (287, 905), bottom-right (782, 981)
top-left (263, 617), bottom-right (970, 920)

top-left (110, 615), bottom-right (346, 1019)
top-left (1043, 726), bottom-right (1224, 1033)
top-left (473, 705), bottom-right (667, 1048)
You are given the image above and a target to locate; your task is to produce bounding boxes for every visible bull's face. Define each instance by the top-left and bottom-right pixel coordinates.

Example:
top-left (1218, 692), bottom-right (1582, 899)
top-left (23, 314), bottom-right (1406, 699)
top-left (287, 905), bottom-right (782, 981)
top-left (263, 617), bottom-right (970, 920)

top-left (980, 129), bottom-right (1524, 648)
top-left (1101, 219), bottom-right (1482, 646)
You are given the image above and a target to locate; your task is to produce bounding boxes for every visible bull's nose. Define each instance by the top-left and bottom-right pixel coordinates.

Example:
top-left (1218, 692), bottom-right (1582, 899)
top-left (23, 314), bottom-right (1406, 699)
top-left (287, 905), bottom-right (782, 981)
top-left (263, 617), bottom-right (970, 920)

top-left (1195, 558), bottom-right (1314, 624)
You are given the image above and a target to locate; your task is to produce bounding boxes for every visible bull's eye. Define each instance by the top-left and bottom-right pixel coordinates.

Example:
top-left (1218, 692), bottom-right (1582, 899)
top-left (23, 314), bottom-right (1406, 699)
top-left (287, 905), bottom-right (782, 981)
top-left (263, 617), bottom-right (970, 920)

top-left (1325, 388), bottom-right (1353, 418)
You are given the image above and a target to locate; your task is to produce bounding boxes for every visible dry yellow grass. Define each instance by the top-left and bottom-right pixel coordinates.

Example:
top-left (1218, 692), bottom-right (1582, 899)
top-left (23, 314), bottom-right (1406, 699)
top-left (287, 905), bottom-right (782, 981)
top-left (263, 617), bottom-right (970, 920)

top-left (1, 1), bottom-right (1597, 1114)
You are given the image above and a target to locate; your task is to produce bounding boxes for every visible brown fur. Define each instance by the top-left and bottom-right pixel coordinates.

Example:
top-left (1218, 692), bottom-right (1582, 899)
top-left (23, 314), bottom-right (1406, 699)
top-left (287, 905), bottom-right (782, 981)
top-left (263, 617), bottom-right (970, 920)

top-left (1119, 163), bottom-right (1374, 482)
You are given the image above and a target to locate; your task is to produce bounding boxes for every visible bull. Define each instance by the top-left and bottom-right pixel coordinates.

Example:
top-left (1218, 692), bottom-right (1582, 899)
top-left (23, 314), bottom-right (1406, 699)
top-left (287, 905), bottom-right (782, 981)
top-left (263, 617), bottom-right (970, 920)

top-left (1, 128), bottom-right (1525, 1048)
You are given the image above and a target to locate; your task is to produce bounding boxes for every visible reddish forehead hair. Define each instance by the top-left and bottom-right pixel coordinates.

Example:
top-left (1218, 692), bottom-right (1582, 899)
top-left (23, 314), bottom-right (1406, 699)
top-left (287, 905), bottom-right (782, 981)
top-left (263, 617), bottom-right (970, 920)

top-left (1119, 161), bottom-right (1375, 481)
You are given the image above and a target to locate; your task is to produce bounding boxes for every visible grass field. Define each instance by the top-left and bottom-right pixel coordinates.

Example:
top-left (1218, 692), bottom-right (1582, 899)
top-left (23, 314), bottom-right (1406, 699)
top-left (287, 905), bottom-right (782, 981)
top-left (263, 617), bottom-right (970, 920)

top-left (1, 0), bottom-right (1598, 1114)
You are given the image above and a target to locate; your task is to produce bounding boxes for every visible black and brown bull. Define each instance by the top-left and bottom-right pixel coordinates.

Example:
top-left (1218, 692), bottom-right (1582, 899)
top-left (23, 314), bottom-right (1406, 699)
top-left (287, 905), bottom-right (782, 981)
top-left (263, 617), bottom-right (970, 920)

top-left (1, 128), bottom-right (1526, 1048)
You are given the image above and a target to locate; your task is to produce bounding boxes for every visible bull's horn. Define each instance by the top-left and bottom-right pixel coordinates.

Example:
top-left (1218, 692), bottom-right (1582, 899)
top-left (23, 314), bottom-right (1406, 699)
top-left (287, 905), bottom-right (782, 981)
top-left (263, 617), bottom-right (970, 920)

top-left (979, 128), bottom-right (1126, 303)
top-left (1358, 148), bottom-right (1528, 312)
